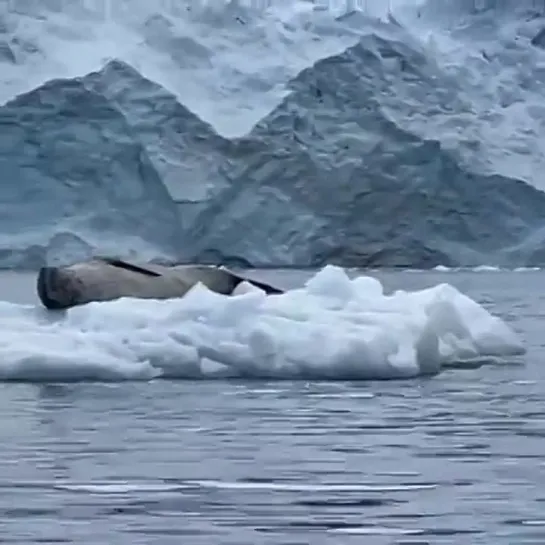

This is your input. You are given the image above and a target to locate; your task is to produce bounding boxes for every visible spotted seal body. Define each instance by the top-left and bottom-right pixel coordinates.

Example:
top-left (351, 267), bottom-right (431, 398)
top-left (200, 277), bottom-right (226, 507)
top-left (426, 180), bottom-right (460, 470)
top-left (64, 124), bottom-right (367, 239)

top-left (37, 257), bottom-right (282, 310)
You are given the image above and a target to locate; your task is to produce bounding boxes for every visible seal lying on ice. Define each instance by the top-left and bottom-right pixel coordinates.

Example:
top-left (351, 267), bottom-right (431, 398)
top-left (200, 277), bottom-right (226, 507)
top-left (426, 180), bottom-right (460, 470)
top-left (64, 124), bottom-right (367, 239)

top-left (36, 257), bottom-right (283, 310)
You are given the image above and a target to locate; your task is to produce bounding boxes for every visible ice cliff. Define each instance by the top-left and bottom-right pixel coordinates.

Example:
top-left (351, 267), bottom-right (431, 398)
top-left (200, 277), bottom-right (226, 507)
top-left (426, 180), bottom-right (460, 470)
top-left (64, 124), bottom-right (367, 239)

top-left (1, 0), bottom-right (545, 268)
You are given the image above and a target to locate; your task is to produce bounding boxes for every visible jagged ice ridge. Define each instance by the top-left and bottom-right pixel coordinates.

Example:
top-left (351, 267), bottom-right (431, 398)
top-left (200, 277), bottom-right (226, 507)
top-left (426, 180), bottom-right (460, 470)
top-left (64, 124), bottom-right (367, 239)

top-left (2, 0), bottom-right (545, 268)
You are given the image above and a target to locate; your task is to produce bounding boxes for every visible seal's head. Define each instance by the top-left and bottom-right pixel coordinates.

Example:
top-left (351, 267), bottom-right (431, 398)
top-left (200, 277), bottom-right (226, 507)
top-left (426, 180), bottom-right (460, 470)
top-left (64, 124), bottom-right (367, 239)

top-left (37, 266), bottom-right (83, 310)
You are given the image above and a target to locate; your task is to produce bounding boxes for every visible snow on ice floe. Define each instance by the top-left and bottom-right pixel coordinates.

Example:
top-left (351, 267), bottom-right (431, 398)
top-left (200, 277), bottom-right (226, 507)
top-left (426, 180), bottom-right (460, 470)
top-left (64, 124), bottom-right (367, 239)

top-left (0, 266), bottom-right (524, 382)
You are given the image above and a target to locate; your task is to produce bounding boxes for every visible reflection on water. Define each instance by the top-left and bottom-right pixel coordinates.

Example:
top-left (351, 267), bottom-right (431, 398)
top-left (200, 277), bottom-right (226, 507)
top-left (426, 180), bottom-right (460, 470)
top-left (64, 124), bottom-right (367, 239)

top-left (0, 269), bottom-right (543, 543)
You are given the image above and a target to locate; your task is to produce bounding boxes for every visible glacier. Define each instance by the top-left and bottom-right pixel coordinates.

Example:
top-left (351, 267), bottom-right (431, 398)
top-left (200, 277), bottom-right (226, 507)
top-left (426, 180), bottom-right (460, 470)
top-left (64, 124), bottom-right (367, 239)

top-left (2, 0), bottom-right (545, 268)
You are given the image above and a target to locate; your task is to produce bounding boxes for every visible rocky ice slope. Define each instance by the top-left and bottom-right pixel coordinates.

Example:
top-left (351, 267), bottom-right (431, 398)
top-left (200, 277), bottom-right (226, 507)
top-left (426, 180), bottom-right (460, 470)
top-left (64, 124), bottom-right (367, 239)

top-left (1, 0), bottom-right (545, 268)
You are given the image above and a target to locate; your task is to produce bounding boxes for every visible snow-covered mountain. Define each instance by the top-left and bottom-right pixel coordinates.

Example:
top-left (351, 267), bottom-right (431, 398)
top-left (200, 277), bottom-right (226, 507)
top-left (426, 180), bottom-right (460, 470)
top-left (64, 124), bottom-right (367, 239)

top-left (1, 0), bottom-right (545, 268)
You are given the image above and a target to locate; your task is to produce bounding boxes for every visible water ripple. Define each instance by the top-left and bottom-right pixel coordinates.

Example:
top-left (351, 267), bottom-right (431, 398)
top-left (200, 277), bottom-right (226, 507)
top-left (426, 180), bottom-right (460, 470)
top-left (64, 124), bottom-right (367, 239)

top-left (0, 270), bottom-right (544, 543)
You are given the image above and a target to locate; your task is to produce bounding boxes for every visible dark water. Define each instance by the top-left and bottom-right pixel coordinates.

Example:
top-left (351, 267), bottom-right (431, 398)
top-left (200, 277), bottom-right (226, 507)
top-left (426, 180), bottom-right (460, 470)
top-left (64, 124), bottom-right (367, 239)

top-left (0, 269), bottom-right (544, 544)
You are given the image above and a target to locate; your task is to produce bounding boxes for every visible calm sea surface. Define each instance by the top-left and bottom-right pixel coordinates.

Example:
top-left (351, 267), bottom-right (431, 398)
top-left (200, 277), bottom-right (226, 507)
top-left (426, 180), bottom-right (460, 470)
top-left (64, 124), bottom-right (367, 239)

top-left (0, 269), bottom-right (543, 544)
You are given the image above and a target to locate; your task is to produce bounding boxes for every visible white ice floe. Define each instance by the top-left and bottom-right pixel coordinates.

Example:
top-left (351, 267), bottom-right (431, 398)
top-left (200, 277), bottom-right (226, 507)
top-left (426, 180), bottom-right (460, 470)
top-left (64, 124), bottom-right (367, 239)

top-left (0, 265), bottom-right (524, 381)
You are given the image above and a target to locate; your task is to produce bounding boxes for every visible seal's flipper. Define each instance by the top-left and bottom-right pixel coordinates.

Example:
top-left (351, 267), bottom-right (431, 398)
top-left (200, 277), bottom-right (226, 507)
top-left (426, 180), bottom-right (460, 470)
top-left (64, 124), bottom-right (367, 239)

top-left (220, 268), bottom-right (283, 295)
top-left (96, 257), bottom-right (162, 277)
top-left (244, 278), bottom-right (283, 294)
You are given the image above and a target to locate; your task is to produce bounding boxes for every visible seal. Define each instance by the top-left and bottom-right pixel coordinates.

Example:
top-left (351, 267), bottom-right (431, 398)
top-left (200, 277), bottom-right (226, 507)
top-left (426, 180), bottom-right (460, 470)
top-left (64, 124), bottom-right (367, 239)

top-left (36, 257), bottom-right (283, 310)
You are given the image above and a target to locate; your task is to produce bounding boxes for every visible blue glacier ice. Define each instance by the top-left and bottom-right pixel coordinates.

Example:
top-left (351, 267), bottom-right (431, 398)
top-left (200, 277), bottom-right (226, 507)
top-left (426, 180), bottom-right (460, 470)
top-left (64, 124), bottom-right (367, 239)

top-left (1, 0), bottom-right (545, 268)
